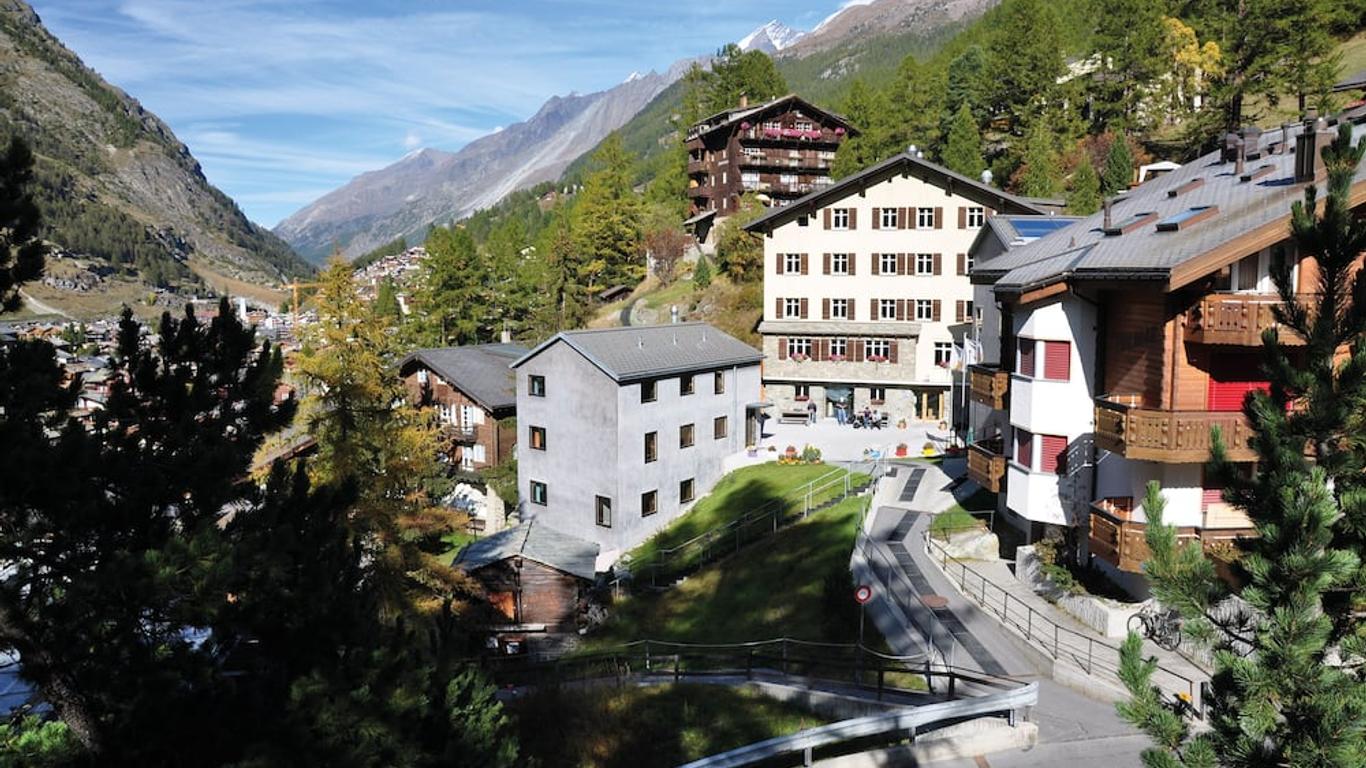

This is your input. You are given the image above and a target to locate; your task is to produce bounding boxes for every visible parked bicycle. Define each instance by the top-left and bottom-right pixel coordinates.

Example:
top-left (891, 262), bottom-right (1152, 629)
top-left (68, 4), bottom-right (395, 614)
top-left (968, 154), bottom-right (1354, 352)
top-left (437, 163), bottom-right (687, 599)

top-left (1128, 604), bottom-right (1183, 651)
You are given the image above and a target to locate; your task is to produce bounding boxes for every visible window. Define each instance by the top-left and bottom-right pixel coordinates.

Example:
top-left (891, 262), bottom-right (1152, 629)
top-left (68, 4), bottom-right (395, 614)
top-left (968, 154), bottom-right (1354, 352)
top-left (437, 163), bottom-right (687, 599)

top-left (644, 431), bottom-right (657, 463)
top-left (934, 342), bottom-right (953, 367)
top-left (784, 253), bottom-right (803, 274)
top-left (789, 337), bottom-right (812, 358)
top-left (680, 478), bottom-right (696, 504)
top-left (1041, 435), bottom-right (1068, 475)
top-left (1015, 429), bottom-right (1033, 469)
top-left (596, 496), bottom-right (612, 527)
top-left (742, 171), bottom-right (760, 186)
top-left (966, 206), bottom-right (986, 227)
top-left (865, 338), bottom-right (890, 360)
top-left (830, 298), bottom-right (849, 319)
top-left (714, 371), bottom-right (726, 394)
top-left (784, 298), bottom-right (802, 318)
top-left (714, 416), bottom-right (728, 439)
top-left (832, 208), bottom-right (850, 229)
top-left (641, 380), bottom-right (657, 403)
top-left (880, 253), bottom-right (898, 274)
top-left (416, 368), bottom-right (429, 385)
top-left (914, 300), bottom-right (934, 321)
top-left (641, 490), bottom-right (658, 517)
top-left (916, 207), bottom-right (935, 229)
top-left (880, 208), bottom-right (899, 228)
top-left (529, 426), bottom-right (546, 451)
top-left (915, 253), bottom-right (934, 276)
top-left (869, 386), bottom-right (887, 403)
top-left (830, 253), bottom-right (850, 274)
top-left (680, 374), bottom-right (695, 396)
top-left (1042, 341), bottom-right (1071, 381)
top-left (1018, 339), bottom-right (1036, 378)
top-left (743, 146), bottom-right (763, 158)
top-left (529, 375), bottom-right (545, 397)
top-left (829, 338), bottom-right (847, 358)
top-left (680, 423), bottom-right (695, 448)
top-left (879, 299), bottom-right (897, 320)
top-left (795, 384), bottom-right (811, 400)
top-left (795, 120), bottom-right (813, 131)
top-left (530, 481), bottom-right (548, 506)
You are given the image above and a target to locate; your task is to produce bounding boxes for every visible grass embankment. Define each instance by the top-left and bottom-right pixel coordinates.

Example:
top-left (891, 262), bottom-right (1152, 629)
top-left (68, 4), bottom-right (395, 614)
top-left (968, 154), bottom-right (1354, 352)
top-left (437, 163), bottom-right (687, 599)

top-left (929, 487), bottom-right (998, 541)
top-left (513, 683), bottom-right (828, 768)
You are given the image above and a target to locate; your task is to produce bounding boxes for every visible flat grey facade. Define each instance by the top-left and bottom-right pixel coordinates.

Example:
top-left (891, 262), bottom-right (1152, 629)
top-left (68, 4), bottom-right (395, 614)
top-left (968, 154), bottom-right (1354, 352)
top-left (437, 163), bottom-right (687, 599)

top-left (512, 324), bottom-right (762, 560)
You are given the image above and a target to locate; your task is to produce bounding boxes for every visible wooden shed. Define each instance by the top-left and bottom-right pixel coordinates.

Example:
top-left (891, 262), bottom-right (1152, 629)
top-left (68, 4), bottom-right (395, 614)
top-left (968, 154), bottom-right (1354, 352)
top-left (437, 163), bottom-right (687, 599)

top-left (453, 520), bottom-right (599, 635)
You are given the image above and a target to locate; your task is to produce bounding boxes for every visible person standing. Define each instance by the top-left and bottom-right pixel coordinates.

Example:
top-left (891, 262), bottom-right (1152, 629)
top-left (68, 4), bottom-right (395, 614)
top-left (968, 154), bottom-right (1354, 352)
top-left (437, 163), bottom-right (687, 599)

top-left (807, 399), bottom-right (818, 425)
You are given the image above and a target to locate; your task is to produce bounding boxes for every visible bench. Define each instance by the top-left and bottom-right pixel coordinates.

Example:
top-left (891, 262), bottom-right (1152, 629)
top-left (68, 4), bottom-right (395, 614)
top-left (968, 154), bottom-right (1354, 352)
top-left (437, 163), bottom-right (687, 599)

top-left (778, 409), bottom-right (810, 425)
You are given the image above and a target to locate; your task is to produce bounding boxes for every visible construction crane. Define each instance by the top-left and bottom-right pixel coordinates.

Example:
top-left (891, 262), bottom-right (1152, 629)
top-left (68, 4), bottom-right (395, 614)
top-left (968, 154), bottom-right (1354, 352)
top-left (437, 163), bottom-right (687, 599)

top-left (283, 281), bottom-right (322, 321)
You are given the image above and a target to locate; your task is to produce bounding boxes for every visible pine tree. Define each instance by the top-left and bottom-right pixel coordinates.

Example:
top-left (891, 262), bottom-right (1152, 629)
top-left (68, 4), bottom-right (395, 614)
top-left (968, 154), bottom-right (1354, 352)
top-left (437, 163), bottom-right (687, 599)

top-left (942, 103), bottom-right (985, 178)
top-left (1015, 125), bottom-right (1061, 198)
top-left (1092, 0), bottom-right (1168, 130)
top-left (984, 0), bottom-right (1064, 133)
top-left (374, 277), bottom-right (401, 320)
top-left (831, 80), bottom-right (892, 178)
top-left (1102, 135), bottom-right (1134, 194)
top-left (572, 134), bottom-right (644, 289)
top-left (1119, 124), bottom-right (1366, 766)
top-left (416, 226), bottom-right (488, 345)
top-left (0, 137), bottom-right (46, 313)
top-left (692, 254), bottom-right (712, 289)
top-left (945, 44), bottom-right (988, 126)
top-left (714, 194), bottom-right (766, 281)
top-left (1067, 156), bottom-right (1101, 214)
top-left (885, 56), bottom-right (947, 158)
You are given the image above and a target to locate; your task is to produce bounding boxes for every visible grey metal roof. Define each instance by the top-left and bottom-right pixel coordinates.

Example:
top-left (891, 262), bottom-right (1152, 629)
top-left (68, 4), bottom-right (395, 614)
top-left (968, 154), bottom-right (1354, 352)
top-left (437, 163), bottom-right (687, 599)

top-left (757, 320), bottom-right (922, 337)
top-left (512, 322), bottom-right (762, 383)
top-left (454, 520), bottom-right (599, 580)
top-left (977, 116), bottom-right (1366, 294)
top-left (745, 151), bottom-right (1054, 234)
top-left (398, 343), bottom-right (529, 412)
top-left (688, 93), bottom-right (856, 142)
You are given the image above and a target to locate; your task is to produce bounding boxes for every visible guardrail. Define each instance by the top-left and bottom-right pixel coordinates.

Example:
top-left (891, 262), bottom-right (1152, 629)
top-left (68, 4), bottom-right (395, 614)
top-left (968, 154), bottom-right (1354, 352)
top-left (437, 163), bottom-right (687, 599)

top-left (679, 680), bottom-right (1039, 768)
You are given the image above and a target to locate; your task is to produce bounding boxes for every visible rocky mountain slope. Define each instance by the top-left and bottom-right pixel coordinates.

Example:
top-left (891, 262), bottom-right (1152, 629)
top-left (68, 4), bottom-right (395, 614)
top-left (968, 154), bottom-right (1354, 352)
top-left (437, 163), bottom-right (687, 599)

top-left (738, 20), bottom-right (806, 53)
top-left (0, 0), bottom-right (312, 316)
top-left (783, 0), bottom-right (994, 57)
top-left (275, 63), bottom-right (690, 262)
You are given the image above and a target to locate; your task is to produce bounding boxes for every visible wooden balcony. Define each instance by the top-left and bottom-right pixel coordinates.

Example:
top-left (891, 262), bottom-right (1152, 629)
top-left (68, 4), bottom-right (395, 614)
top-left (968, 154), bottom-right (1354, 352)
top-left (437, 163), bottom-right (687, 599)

top-left (968, 364), bottom-right (1009, 410)
top-left (1184, 294), bottom-right (1305, 346)
top-left (1094, 395), bottom-right (1257, 462)
top-left (966, 439), bottom-right (1006, 493)
top-left (1089, 497), bottom-right (1253, 573)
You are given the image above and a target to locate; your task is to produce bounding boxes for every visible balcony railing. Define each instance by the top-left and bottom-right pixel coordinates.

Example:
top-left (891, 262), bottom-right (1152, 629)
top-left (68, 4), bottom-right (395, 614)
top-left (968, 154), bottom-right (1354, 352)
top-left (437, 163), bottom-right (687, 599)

top-left (686, 185), bottom-right (709, 198)
top-left (1094, 395), bottom-right (1257, 462)
top-left (687, 160), bottom-right (708, 175)
top-left (968, 364), bottom-right (1009, 410)
top-left (1089, 498), bottom-right (1253, 573)
top-left (439, 422), bottom-right (478, 442)
top-left (966, 439), bottom-right (1006, 493)
top-left (1184, 294), bottom-right (1306, 346)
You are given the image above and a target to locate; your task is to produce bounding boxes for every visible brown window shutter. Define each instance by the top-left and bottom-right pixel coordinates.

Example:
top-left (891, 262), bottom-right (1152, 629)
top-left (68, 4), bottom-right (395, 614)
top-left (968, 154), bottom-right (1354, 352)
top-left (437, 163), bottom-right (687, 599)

top-left (897, 254), bottom-right (907, 276)
top-left (956, 300), bottom-right (965, 323)
top-left (849, 254), bottom-right (856, 276)
top-left (776, 252), bottom-right (784, 275)
top-left (872, 207), bottom-right (880, 230)
top-left (847, 297), bottom-right (856, 321)
top-left (854, 339), bottom-right (865, 362)
top-left (799, 298), bottom-right (809, 319)
top-left (933, 253), bottom-right (942, 275)
top-left (849, 208), bottom-right (858, 229)
top-left (778, 337), bottom-right (788, 359)
top-left (934, 207), bottom-right (943, 229)
top-left (957, 207), bottom-right (967, 229)
top-left (895, 299), bottom-right (906, 321)
top-left (819, 339), bottom-right (830, 361)
top-left (869, 298), bottom-right (877, 319)
top-left (775, 297), bottom-right (783, 318)
top-left (932, 300), bottom-right (942, 322)
top-left (889, 340), bottom-right (899, 364)
top-left (800, 253), bottom-right (809, 275)
top-left (822, 298), bottom-right (830, 320)
top-left (872, 254), bottom-right (880, 276)
top-left (823, 209), bottom-right (831, 229)
top-left (899, 207), bottom-right (909, 229)
top-left (823, 253), bottom-right (831, 274)
top-left (957, 253), bottom-right (966, 276)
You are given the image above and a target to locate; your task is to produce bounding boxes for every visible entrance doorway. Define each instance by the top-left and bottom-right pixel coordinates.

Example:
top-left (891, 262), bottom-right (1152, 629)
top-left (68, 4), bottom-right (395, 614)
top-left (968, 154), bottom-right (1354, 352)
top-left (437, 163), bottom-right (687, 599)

top-left (918, 389), bottom-right (945, 421)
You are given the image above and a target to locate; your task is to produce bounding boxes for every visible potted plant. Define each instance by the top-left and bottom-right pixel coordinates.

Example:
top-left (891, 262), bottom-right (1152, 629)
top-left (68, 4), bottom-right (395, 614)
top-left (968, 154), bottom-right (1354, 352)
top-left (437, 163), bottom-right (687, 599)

top-left (746, 444), bottom-right (758, 457)
top-left (921, 441), bottom-right (938, 456)
top-left (801, 444), bottom-right (822, 464)
top-left (897, 418), bottom-right (908, 429)
top-left (894, 443), bottom-right (908, 457)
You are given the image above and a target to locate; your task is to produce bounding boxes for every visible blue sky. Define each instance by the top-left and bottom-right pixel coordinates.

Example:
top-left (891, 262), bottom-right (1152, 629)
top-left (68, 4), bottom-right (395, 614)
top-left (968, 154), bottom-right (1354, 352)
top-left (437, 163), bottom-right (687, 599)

top-left (30, 0), bottom-right (858, 228)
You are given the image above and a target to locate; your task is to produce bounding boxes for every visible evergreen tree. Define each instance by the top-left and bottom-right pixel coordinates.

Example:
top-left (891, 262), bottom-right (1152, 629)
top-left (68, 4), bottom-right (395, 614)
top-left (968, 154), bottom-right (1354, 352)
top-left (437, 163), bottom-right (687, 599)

top-left (1102, 134), bottom-right (1135, 194)
top-left (700, 44), bottom-right (788, 113)
top-left (1119, 124), bottom-right (1366, 767)
top-left (984, 0), bottom-right (1064, 133)
top-left (885, 56), bottom-right (947, 158)
top-left (536, 216), bottom-right (590, 335)
top-left (571, 134), bottom-right (644, 289)
top-left (1015, 124), bottom-right (1061, 197)
top-left (1066, 155), bottom-right (1102, 214)
top-left (1092, 0), bottom-right (1168, 130)
top-left (374, 277), bottom-right (401, 320)
top-left (714, 194), bottom-right (766, 282)
top-left (832, 80), bottom-right (892, 178)
top-left (692, 254), bottom-right (712, 289)
top-left (417, 226), bottom-right (488, 345)
top-left (945, 44), bottom-right (989, 126)
top-left (942, 103), bottom-right (985, 178)
top-left (0, 137), bottom-right (46, 313)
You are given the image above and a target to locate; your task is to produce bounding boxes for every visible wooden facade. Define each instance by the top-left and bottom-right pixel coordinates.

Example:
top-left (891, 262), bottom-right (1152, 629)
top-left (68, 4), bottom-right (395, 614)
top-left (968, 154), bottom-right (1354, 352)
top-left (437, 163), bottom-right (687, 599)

top-left (402, 369), bottom-right (516, 471)
top-left (466, 558), bottom-right (588, 633)
top-left (1089, 497), bottom-right (1254, 573)
top-left (967, 438), bottom-right (1006, 493)
top-left (968, 364), bottom-right (1009, 410)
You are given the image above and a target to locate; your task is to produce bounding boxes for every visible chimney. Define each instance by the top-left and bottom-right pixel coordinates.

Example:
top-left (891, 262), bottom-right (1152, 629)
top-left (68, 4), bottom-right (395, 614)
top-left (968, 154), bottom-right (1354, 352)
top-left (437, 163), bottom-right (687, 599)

top-left (1295, 116), bottom-right (1334, 182)
top-left (1238, 126), bottom-right (1262, 160)
top-left (1222, 132), bottom-right (1240, 163)
top-left (739, 93), bottom-right (748, 109)
top-left (1102, 197), bottom-right (1113, 230)
top-left (1235, 138), bottom-right (1246, 176)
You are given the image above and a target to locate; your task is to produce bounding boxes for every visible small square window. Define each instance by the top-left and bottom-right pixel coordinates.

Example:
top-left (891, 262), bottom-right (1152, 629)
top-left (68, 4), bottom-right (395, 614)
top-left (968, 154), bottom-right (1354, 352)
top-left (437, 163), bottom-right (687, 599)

top-left (830, 338), bottom-right (847, 358)
top-left (596, 496), bottom-right (612, 528)
top-left (714, 371), bottom-right (725, 395)
top-left (966, 206), bottom-right (986, 227)
top-left (934, 342), bottom-right (953, 366)
top-left (795, 384), bottom-right (810, 400)
top-left (880, 208), bottom-right (898, 228)
top-left (916, 207), bottom-right (935, 229)
top-left (788, 337), bottom-right (812, 357)
top-left (641, 490), bottom-right (658, 517)
top-left (880, 253), bottom-right (898, 274)
top-left (641, 380), bottom-right (657, 403)
top-left (529, 375), bottom-right (545, 397)
top-left (680, 375), bottom-right (695, 396)
top-left (680, 423), bottom-right (695, 448)
top-left (915, 254), bottom-right (934, 276)
top-left (529, 426), bottom-right (546, 451)
top-left (879, 299), bottom-right (897, 320)
top-left (416, 369), bottom-right (429, 385)
top-left (784, 253), bottom-right (803, 274)
top-left (832, 208), bottom-right (850, 229)
top-left (869, 387), bottom-right (886, 404)
top-left (644, 431), bottom-right (658, 463)
top-left (784, 298), bottom-right (802, 318)
top-left (865, 339), bottom-right (890, 360)
top-left (530, 481), bottom-right (547, 506)
top-left (714, 415), bottom-right (728, 439)
top-left (830, 299), bottom-right (849, 319)
top-left (680, 478), bottom-right (695, 504)
top-left (830, 253), bottom-right (850, 274)
top-left (915, 300), bottom-right (934, 321)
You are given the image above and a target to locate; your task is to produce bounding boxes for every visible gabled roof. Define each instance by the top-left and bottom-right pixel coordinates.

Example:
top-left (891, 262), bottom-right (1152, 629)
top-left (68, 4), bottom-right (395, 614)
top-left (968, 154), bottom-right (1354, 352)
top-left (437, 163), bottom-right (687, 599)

top-left (511, 323), bottom-right (762, 384)
top-left (687, 93), bottom-right (857, 142)
top-left (397, 343), bottom-right (529, 412)
top-left (744, 151), bottom-right (1055, 234)
top-left (977, 114), bottom-right (1366, 297)
top-left (454, 520), bottom-right (599, 581)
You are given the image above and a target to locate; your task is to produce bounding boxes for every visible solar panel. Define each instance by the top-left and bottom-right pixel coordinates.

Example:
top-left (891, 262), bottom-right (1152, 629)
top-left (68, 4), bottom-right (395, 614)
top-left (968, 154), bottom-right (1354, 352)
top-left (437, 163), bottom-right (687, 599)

top-left (1009, 217), bottom-right (1074, 239)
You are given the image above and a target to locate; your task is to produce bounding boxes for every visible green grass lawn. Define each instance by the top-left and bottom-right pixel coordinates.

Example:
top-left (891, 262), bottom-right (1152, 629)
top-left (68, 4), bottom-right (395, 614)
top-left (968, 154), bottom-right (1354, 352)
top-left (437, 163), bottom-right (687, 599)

top-left (626, 463), bottom-right (861, 572)
top-left (440, 529), bottom-right (475, 558)
top-left (930, 487), bottom-right (998, 541)
top-left (513, 683), bottom-right (828, 768)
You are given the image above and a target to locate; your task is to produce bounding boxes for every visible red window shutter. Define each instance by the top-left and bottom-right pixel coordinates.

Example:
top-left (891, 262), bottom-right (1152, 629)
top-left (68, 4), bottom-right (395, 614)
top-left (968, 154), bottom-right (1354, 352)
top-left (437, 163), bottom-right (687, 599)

top-left (1019, 339), bottom-right (1036, 377)
top-left (1040, 435), bottom-right (1068, 474)
top-left (957, 207), bottom-right (967, 229)
top-left (848, 298), bottom-right (856, 321)
top-left (934, 207), bottom-right (943, 229)
top-left (897, 254), bottom-right (907, 276)
top-left (778, 338), bottom-right (788, 360)
top-left (1201, 487), bottom-right (1224, 511)
top-left (1016, 429), bottom-right (1033, 468)
top-left (822, 298), bottom-right (830, 320)
top-left (931, 300), bottom-right (942, 322)
top-left (957, 253), bottom-right (966, 275)
top-left (1207, 352), bottom-right (1270, 412)
top-left (872, 208), bottom-right (881, 229)
top-left (933, 253), bottom-right (942, 275)
top-left (823, 253), bottom-right (831, 274)
top-left (889, 340), bottom-right (899, 363)
top-left (799, 298), bottom-right (809, 319)
top-left (823, 209), bottom-right (831, 229)
top-left (895, 300), bottom-right (906, 321)
top-left (1043, 341), bottom-right (1071, 381)
top-left (849, 208), bottom-right (858, 229)
top-left (800, 253), bottom-right (809, 275)
top-left (819, 339), bottom-right (830, 361)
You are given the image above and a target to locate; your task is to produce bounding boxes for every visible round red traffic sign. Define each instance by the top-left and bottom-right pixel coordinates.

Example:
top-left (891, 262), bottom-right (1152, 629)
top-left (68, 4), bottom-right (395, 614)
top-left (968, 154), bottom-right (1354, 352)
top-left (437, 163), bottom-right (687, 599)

top-left (854, 585), bottom-right (873, 605)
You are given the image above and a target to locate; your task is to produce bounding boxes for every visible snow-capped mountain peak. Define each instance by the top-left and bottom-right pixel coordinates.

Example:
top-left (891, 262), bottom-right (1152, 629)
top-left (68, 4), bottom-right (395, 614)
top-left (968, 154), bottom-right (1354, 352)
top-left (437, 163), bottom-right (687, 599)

top-left (737, 20), bottom-right (806, 53)
top-left (623, 71), bottom-right (644, 83)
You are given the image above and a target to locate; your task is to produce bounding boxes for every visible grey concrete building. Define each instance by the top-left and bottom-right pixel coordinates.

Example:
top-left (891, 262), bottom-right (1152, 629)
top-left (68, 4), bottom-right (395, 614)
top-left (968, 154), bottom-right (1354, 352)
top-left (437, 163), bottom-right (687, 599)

top-left (511, 323), bottom-right (763, 561)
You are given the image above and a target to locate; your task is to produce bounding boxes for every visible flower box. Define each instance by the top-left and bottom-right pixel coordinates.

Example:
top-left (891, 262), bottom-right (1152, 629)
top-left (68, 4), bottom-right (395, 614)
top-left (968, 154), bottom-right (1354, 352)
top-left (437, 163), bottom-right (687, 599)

top-left (794, 395), bottom-right (809, 402)
top-left (867, 355), bottom-right (888, 363)
top-left (870, 399), bottom-right (886, 406)
top-left (829, 354), bottom-right (846, 362)
top-left (790, 353), bottom-right (809, 362)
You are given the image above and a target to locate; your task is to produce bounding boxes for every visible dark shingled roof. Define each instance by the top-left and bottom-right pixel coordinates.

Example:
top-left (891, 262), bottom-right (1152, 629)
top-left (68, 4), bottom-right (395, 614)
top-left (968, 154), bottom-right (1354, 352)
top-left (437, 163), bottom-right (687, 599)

top-left (454, 520), bottom-right (599, 581)
top-left (512, 323), bottom-right (762, 383)
top-left (686, 93), bottom-right (857, 142)
top-left (398, 343), bottom-right (529, 412)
